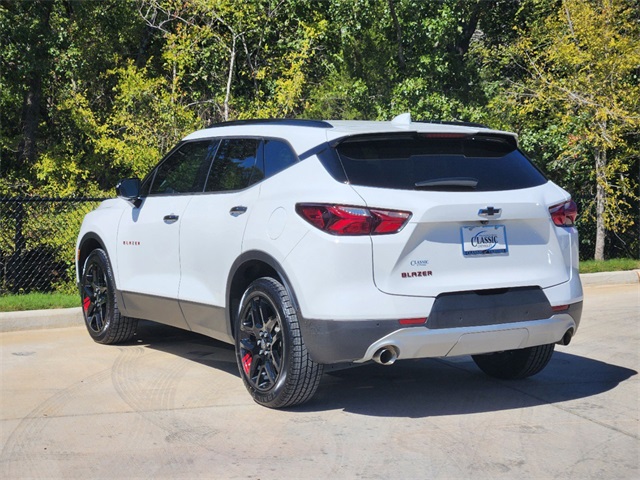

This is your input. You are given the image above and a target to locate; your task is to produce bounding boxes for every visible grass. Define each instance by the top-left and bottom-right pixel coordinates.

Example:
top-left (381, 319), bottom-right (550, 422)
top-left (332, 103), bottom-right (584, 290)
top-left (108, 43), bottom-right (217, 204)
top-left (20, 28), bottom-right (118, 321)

top-left (0, 292), bottom-right (79, 312)
top-left (0, 258), bottom-right (638, 311)
top-left (579, 258), bottom-right (640, 274)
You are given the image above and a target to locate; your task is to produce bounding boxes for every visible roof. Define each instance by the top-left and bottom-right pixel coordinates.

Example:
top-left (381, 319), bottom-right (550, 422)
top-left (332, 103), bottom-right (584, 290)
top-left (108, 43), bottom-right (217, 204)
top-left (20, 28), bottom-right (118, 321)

top-left (182, 114), bottom-right (518, 153)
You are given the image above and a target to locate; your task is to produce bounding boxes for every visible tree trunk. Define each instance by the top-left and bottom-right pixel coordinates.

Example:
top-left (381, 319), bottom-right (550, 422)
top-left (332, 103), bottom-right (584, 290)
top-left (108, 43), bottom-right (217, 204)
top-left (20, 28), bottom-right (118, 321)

top-left (17, 1), bottom-right (54, 167)
top-left (18, 75), bottom-right (42, 166)
top-left (224, 35), bottom-right (237, 122)
top-left (387, 0), bottom-right (406, 70)
top-left (452, 1), bottom-right (481, 57)
top-left (594, 148), bottom-right (607, 260)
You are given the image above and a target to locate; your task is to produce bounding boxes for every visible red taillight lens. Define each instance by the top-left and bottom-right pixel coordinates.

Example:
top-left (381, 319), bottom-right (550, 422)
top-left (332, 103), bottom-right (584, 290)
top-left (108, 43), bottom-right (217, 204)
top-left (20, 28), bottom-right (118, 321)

top-left (369, 209), bottom-right (412, 234)
top-left (296, 204), bottom-right (411, 235)
top-left (549, 200), bottom-right (578, 227)
top-left (297, 206), bottom-right (326, 230)
top-left (327, 206), bottom-right (373, 235)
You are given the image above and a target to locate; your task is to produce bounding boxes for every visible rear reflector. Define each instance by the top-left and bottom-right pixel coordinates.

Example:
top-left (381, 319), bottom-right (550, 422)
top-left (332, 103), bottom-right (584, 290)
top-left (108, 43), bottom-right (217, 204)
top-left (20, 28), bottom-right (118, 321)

top-left (296, 203), bottom-right (411, 235)
top-left (551, 305), bottom-right (569, 312)
top-left (549, 200), bottom-right (578, 227)
top-left (398, 318), bottom-right (427, 325)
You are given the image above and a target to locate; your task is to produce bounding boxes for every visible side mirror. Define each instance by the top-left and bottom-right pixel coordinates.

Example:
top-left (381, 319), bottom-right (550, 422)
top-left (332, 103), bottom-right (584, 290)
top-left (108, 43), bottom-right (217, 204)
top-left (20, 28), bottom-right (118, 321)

top-left (116, 178), bottom-right (142, 207)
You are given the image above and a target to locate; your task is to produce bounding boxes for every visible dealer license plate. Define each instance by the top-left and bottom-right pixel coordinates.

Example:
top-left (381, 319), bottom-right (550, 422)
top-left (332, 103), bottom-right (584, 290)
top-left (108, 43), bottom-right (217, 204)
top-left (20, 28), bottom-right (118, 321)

top-left (461, 225), bottom-right (508, 256)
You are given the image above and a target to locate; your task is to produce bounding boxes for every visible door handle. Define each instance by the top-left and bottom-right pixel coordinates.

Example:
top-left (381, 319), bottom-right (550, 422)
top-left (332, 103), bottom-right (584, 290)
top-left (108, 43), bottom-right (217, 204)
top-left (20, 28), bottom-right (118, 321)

top-left (229, 206), bottom-right (248, 217)
top-left (163, 214), bottom-right (179, 222)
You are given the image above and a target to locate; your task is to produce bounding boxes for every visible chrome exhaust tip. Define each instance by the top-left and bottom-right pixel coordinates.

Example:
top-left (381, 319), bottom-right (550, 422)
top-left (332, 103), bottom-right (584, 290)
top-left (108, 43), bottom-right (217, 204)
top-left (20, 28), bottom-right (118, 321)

top-left (373, 346), bottom-right (399, 365)
top-left (558, 328), bottom-right (575, 346)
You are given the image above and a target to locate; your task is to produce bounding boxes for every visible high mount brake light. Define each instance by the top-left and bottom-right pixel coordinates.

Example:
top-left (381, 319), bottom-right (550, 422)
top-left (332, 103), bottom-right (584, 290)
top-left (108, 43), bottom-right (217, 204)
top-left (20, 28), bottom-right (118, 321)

top-left (296, 204), bottom-right (411, 235)
top-left (549, 200), bottom-right (578, 227)
top-left (420, 133), bottom-right (469, 139)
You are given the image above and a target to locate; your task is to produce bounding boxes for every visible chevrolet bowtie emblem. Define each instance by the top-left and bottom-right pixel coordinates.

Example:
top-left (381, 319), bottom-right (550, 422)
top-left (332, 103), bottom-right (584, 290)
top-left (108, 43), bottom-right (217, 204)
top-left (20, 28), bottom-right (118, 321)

top-left (478, 206), bottom-right (501, 217)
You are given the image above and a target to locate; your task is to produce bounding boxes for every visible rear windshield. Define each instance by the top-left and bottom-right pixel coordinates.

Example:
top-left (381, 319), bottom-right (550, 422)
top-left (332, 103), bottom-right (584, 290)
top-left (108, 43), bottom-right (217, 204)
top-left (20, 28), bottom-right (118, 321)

top-left (335, 134), bottom-right (547, 192)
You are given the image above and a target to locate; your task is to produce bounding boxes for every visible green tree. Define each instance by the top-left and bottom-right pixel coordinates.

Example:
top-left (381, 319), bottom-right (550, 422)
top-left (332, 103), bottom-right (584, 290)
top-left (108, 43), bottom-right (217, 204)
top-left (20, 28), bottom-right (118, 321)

top-left (485, 0), bottom-right (640, 260)
top-left (305, 0), bottom-right (522, 122)
top-left (138, 0), bottom-right (331, 122)
top-left (0, 0), bottom-right (149, 195)
top-left (93, 61), bottom-right (201, 181)
top-left (0, 0), bottom-right (54, 185)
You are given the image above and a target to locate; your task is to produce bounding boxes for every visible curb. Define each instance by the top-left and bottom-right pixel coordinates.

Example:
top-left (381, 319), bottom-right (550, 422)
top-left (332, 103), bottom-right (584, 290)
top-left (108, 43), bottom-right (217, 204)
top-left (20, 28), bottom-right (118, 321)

top-left (579, 269), bottom-right (640, 286)
top-left (1, 270), bottom-right (638, 333)
top-left (0, 307), bottom-right (84, 333)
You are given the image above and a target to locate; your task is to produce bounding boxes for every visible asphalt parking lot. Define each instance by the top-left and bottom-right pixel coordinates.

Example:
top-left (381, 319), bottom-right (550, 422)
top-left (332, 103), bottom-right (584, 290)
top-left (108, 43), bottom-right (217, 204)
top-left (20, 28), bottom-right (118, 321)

top-left (1, 281), bottom-right (638, 479)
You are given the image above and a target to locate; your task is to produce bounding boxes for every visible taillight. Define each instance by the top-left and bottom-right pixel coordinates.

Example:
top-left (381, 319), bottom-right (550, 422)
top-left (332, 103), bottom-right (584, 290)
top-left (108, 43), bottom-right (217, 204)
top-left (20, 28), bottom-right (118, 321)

top-left (549, 200), bottom-right (578, 227)
top-left (296, 204), bottom-right (411, 235)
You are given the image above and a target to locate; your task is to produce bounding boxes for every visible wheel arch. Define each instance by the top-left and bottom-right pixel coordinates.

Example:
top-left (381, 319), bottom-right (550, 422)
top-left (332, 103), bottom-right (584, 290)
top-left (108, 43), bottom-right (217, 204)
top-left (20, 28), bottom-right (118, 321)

top-left (77, 233), bottom-right (107, 281)
top-left (226, 250), bottom-right (300, 339)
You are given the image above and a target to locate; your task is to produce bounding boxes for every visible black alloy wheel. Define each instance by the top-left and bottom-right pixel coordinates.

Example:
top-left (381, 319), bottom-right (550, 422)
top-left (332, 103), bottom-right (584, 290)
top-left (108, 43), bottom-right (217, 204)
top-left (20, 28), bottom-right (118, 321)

top-left (82, 258), bottom-right (109, 335)
top-left (238, 291), bottom-right (285, 392)
top-left (236, 277), bottom-right (323, 408)
top-left (80, 248), bottom-right (137, 344)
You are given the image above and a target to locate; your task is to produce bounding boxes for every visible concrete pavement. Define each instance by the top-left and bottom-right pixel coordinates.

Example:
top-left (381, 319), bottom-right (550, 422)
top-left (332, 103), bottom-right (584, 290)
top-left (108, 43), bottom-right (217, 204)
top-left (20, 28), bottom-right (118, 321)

top-left (1, 283), bottom-right (638, 479)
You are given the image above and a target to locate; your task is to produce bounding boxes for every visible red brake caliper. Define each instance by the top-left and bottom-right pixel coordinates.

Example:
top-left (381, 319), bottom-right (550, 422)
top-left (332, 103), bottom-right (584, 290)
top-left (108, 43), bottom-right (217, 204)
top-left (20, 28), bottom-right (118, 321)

top-left (83, 297), bottom-right (91, 312)
top-left (242, 353), bottom-right (252, 375)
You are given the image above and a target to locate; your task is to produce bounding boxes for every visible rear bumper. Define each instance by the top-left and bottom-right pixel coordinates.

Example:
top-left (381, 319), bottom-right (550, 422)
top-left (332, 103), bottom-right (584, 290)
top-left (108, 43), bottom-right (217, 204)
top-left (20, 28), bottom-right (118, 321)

top-left (357, 312), bottom-right (578, 364)
top-left (299, 301), bottom-right (582, 364)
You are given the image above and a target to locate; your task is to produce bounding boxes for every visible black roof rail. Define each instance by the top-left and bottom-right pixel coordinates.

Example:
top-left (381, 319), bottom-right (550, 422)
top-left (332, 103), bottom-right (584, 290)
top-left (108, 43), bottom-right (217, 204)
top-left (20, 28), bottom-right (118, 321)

top-left (206, 119), bottom-right (333, 129)
top-left (415, 120), bottom-right (490, 129)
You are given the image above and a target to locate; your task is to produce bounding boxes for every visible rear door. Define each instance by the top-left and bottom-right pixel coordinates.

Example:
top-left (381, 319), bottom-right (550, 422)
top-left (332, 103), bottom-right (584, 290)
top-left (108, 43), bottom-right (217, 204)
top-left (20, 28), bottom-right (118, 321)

top-left (336, 133), bottom-right (572, 297)
top-left (178, 137), bottom-right (263, 338)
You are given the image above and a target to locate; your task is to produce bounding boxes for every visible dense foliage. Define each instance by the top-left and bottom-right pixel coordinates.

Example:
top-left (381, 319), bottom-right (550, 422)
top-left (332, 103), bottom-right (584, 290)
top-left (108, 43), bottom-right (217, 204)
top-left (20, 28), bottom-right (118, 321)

top-left (1, 0), bottom-right (638, 259)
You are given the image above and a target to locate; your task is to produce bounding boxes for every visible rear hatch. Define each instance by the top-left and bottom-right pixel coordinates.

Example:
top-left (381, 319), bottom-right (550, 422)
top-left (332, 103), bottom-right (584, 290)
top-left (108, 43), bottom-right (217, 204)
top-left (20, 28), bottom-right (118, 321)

top-left (334, 132), bottom-right (572, 297)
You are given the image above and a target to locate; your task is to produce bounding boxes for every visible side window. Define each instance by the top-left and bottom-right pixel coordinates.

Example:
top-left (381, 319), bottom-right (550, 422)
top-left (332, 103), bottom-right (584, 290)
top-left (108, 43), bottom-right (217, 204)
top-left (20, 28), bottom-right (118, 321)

top-left (264, 139), bottom-right (298, 178)
top-left (205, 138), bottom-right (262, 192)
top-left (149, 140), bottom-right (217, 195)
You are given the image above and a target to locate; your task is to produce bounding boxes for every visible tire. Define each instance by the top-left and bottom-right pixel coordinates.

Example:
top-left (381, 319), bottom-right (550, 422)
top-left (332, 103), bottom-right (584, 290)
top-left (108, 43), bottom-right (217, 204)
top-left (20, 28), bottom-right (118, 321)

top-left (80, 248), bottom-right (137, 344)
top-left (235, 277), bottom-right (323, 408)
top-left (472, 343), bottom-right (555, 380)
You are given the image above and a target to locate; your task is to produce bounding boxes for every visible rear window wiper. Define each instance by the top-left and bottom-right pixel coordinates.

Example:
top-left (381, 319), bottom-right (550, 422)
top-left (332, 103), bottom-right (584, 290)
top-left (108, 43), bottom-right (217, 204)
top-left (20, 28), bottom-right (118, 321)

top-left (415, 177), bottom-right (479, 189)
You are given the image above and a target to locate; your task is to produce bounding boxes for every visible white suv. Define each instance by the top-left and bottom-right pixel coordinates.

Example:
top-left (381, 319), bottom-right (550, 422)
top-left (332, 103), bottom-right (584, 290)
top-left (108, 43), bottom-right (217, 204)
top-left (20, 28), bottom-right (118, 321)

top-left (76, 115), bottom-right (583, 408)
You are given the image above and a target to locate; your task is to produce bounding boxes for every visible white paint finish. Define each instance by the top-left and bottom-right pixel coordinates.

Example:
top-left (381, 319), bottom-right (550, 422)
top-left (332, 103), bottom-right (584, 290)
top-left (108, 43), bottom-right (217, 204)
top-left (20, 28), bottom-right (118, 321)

top-left (178, 188), bottom-right (258, 309)
top-left (350, 182), bottom-right (576, 298)
top-left (115, 195), bottom-right (192, 302)
top-left (267, 207), bottom-right (287, 240)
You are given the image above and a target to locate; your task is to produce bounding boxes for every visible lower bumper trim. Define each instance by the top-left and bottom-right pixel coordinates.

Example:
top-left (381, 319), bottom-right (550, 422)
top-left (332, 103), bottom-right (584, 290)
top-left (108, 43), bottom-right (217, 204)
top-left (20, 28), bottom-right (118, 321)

top-left (299, 301), bottom-right (582, 365)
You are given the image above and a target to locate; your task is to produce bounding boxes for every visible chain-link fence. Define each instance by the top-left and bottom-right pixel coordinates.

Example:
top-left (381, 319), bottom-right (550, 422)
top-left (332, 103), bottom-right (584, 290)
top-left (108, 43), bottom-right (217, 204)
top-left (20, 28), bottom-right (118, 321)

top-left (1, 196), bottom-right (107, 295)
